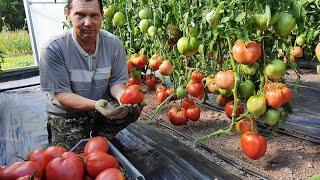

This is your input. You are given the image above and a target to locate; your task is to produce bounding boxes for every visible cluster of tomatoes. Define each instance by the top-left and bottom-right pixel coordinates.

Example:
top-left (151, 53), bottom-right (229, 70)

top-left (203, 40), bottom-right (296, 160)
top-left (0, 136), bottom-right (125, 180)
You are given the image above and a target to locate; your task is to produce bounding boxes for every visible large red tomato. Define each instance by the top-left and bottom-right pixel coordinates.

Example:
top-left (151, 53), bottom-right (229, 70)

top-left (28, 149), bottom-right (45, 165)
top-left (191, 71), bottom-right (204, 83)
top-left (167, 106), bottom-right (188, 126)
top-left (46, 152), bottom-right (84, 180)
top-left (265, 83), bottom-right (292, 108)
top-left (186, 105), bottom-right (201, 122)
top-left (232, 41), bottom-right (262, 65)
top-left (186, 80), bottom-right (204, 97)
top-left (214, 70), bottom-right (235, 90)
top-left (120, 85), bottom-right (144, 104)
top-left (84, 136), bottom-right (109, 154)
top-left (40, 146), bottom-right (67, 170)
top-left (1, 161), bottom-right (42, 180)
top-left (95, 168), bottom-right (125, 180)
top-left (86, 152), bottom-right (119, 178)
top-left (224, 101), bottom-right (244, 119)
top-left (149, 54), bottom-right (164, 71)
top-left (130, 54), bottom-right (147, 69)
top-left (240, 131), bottom-right (267, 160)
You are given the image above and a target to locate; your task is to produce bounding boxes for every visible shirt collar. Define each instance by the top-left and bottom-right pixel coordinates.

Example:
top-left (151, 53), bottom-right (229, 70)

top-left (71, 28), bottom-right (100, 58)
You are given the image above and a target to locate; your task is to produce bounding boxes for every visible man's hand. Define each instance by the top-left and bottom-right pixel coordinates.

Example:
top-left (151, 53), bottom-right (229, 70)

top-left (95, 99), bottom-right (129, 119)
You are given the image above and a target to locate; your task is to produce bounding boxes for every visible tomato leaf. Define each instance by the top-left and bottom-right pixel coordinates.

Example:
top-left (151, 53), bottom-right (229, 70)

top-left (235, 12), bottom-right (246, 23)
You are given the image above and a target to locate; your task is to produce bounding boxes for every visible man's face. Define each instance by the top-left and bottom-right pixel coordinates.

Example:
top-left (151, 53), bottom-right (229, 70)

top-left (67, 0), bottom-right (102, 40)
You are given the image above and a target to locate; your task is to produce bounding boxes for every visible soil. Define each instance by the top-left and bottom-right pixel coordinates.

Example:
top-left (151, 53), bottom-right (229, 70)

top-left (138, 70), bottom-right (320, 180)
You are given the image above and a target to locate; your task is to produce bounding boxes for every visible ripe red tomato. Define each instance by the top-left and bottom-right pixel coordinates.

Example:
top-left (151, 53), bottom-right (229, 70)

top-left (159, 60), bottom-right (173, 76)
top-left (186, 80), bottom-right (204, 97)
top-left (84, 136), bottom-right (109, 154)
top-left (167, 106), bottom-right (188, 126)
top-left (145, 74), bottom-right (157, 90)
top-left (149, 54), bottom-right (164, 71)
top-left (156, 84), bottom-right (167, 94)
top-left (156, 90), bottom-right (168, 104)
top-left (236, 118), bottom-right (253, 134)
top-left (40, 146), bottom-right (67, 170)
top-left (224, 101), bottom-right (244, 119)
top-left (130, 54), bottom-right (147, 69)
top-left (232, 41), bottom-right (262, 65)
top-left (181, 97), bottom-right (195, 109)
top-left (266, 83), bottom-right (292, 108)
top-left (28, 149), bottom-right (45, 165)
top-left (86, 152), bottom-right (119, 178)
top-left (120, 85), bottom-right (144, 104)
top-left (46, 152), bottom-right (84, 180)
top-left (241, 131), bottom-right (267, 160)
top-left (95, 168), bottom-right (125, 180)
top-left (1, 161), bottom-right (42, 180)
top-left (214, 70), bottom-right (235, 90)
top-left (191, 71), bottom-right (204, 83)
top-left (127, 60), bottom-right (133, 73)
top-left (127, 76), bottom-right (142, 86)
top-left (186, 105), bottom-right (201, 121)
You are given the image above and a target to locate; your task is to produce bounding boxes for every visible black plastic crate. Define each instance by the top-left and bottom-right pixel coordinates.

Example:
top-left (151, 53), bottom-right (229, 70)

top-left (70, 138), bottom-right (145, 180)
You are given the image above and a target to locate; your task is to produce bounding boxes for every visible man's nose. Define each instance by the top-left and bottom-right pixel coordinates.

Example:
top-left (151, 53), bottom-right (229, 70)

top-left (84, 16), bottom-right (93, 26)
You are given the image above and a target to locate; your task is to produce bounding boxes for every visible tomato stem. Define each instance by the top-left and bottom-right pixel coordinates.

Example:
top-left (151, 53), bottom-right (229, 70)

top-left (148, 94), bottom-right (175, 124)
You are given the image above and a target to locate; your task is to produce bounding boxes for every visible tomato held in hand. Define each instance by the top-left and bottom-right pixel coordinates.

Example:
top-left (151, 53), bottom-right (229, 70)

top-left (95, 168), bottom-right (125, 180)
top-left (224, 101), bottom-right (244, 119)
top-left (167, 106), bottom-right (188, 126)
top-left (241, 131), bottom-right (267, 160)
top-left (120, 85), bottom-right (144, 104)
top-left (84, 136), bottom-right (109, 154)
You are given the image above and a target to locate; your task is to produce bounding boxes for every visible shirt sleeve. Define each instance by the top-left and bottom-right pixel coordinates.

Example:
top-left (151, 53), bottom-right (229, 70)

top-left (39, 40), bottom-right (72, 93)
top-left (108, 37), bottom-right (129, 88)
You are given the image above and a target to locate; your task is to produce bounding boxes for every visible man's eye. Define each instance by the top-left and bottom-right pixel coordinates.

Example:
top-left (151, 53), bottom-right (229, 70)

top-left (76, 13), bottom-right (84, 17)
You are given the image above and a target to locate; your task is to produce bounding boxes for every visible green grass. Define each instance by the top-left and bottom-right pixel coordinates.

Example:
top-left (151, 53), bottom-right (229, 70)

top-left (1, 54), bottom-right (35, 70)
top-left (0, 30), bottom-right (32, 56)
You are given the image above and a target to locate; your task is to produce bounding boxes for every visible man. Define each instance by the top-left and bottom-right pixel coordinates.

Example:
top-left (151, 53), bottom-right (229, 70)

top-left (39, 0), bottom-right (142, 149)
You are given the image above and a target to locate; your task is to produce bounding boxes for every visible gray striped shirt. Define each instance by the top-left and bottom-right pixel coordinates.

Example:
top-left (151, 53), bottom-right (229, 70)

top-left (40, 29), bottom-right (128, 116)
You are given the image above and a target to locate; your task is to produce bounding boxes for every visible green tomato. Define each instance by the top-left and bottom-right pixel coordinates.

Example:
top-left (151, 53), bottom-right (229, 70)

top-left (177, 37), bottom-right (199, 56)
top-left (264, 108), bottom-right (280, 126)
top-left (238, 80), bottom-right (255, 100)
top-left (176, 85), bottom-right (187, 99)
top-left (104, 5), bottom-right (116, 19)
top-left (147, 26), bottom-right (157, 37)
top-left (112, 11), bottom-right (125, 26)
top-left (273, 13), bottom-right (296, 37)
top-left (241, 62), bottom-right (259, 75)
top-left (139, 19), bottom-right (150, 34)
top-left (253, 5), bottom-right (271, 31)
top-left (295, 34), bottom-right (305, 46)
top-left (264, 59), bottom-right (286, 80)
top-left (218, 88), bottom-right (232, 97)
top-left (139, 7), bottom-right (152, 19)
top-left (247, 95), bottom-right (266, 117)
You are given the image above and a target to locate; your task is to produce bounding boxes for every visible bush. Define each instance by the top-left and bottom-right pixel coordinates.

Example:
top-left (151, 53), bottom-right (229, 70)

top-left (0, 0), bottom-right (26, 31)
top-left (0, 30), bottom-right (32, 56)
